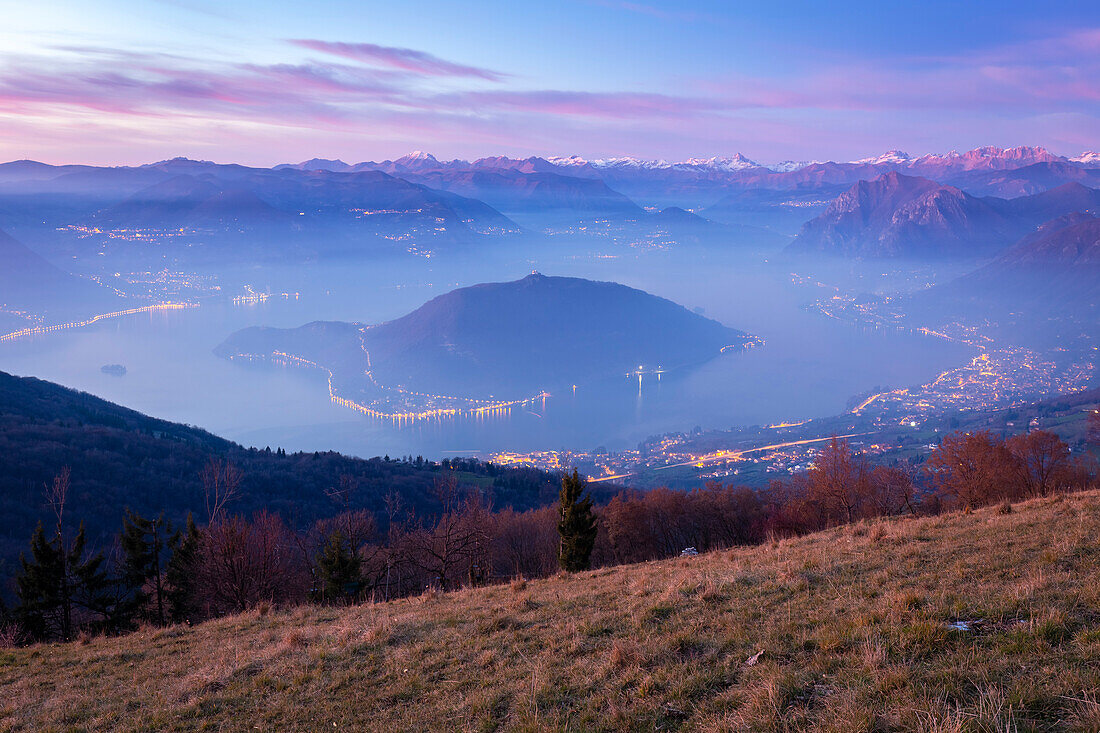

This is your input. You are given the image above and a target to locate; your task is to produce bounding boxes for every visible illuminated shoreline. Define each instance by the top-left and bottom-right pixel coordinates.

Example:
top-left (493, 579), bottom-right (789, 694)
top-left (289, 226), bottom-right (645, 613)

top-left (231, 350), bottom-right (551, 425)
top-left (0, 302), bottom-right (197, 343)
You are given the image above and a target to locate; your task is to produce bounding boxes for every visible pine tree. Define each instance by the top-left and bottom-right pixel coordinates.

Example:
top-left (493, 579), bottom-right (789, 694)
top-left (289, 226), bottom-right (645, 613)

top-left (15, 522), bottom-right (111, 641)
top-left (70, 525), bottom-right (114, 634)
top-left (558, 469), bottom-right (598, 572)
top-left (120, 511), bottom-right (174, 625)
top-left (165, 513), bottom-right (202, 624)
top-left (15, 523), bottom-right (66, 640)
top-left (315, 531), bottom-right (363, 604)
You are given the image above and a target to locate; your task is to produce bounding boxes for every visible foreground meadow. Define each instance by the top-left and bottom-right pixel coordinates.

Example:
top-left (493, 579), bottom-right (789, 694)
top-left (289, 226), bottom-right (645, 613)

top-left (3, 491), bottom-right (1100, 732)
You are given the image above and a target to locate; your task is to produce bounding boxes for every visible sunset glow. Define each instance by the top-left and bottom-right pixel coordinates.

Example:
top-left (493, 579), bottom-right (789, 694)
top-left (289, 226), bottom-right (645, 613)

top-left (2, 1), bottom-right (1097, 165)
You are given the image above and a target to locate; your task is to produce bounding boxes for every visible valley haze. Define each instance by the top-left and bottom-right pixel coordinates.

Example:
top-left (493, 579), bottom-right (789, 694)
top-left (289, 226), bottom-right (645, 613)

top-left (1, 3), bottom-right (1099, 729)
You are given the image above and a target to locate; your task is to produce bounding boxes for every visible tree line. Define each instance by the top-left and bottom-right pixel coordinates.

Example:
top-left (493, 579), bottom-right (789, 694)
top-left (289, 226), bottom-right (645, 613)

top-left (1, 427), bottom-right (1096, 645)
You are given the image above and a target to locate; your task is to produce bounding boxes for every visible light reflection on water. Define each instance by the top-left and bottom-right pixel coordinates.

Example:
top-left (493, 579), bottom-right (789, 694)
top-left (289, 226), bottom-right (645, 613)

top-left (0, 250), bottom-right (971, 458)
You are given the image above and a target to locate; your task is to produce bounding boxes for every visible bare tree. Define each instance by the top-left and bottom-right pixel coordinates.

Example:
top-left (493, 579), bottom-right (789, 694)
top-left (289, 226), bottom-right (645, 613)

top-left (195, 511), bottom-right (305, 613)
top-left (1006, 430), bottom-right (1071, 497)
top-left (46, 467), bottom-right (73, 639)
top-left (492, 507), bottom-right (558, 578)
top-left (402, 475), bottom-right (492, 591)
top-left (807, 437), bottom-right (870, 524)
top-left (201, 459), bottom-right (242, 524)
top-left (866, 465), bottom-right (917, 517)
top-left (46, 466), bottom-right (71, 535)
top-left (926, 431), bottom-right (1012, 509)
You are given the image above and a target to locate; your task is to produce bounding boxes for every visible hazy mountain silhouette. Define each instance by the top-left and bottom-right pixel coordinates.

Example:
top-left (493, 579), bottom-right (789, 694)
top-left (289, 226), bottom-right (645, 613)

top-left (788, 173), bottom-right (1100, 259)
top-left (0, 228), bottom-right (112, 312)
top-left (218, 274), bottom-right (751, 399)
top-left (787, 172), bottom-right (1018, 258)
top-left (946, 162), bottom-right (1100, 197)
top-left (909, 214), bottom-right (1100, 345)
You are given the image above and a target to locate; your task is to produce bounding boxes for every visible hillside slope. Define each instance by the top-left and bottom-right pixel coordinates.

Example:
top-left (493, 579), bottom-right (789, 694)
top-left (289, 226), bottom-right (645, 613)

top-left (907, 214), bottom-right (1100, 346)
top-left (0, 228), bottom-right (115, 313)
top-left (0, 370), bottom-right (590, 566)
top-left (787, 173), bottom-right (1100, 259)
top-left (5, 492), bottom-right (1100, 730)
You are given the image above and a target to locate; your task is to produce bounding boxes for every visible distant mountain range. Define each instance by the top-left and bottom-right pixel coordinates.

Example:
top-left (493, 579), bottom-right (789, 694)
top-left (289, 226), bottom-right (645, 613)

top-left (273, 146), bottom-right (1100, 230)
top-left (281, 145), bottom-right (1096, 178)
top-left (787, 173), bottom-right (1100, 258)
top-left (278, 145), bottom-right (1100, 200)
top-left (217, 274), bottom-right (752, 403)
top-left (0, 159), bottom-right (528, 269)
top-left (0, 145), bottom-right (1095, 273)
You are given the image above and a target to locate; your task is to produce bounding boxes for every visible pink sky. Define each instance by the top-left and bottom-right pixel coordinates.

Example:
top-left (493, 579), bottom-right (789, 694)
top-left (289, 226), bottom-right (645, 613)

top-left (1, 3), bottom-right (1096, 165)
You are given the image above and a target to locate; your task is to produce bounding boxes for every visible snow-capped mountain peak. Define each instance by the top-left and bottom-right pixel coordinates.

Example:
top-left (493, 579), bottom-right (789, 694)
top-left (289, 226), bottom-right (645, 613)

top-left (592, 157), bottom-right (671, 170)
top-left (1071, 151), bottom-right (1100, 167)
top-left (680, 154), bottom-right (761, 171)
top-left (853, 150), bottom-right (911, 165)
top-left (545, 154), bottom-right (761, 172)
top-left (545, 155), bottom-right (591, 167)
top-left (396, 150), bottom-right (439, 164)
top-left (765, 160), bottom-right (822, 172)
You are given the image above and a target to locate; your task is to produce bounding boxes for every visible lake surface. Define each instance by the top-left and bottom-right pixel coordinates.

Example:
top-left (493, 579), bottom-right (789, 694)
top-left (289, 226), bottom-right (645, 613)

top-left (0, 246), bottom-right (972, 458)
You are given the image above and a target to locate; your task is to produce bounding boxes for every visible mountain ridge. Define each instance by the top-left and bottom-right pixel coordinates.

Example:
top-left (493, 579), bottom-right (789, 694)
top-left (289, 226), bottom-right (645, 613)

top-left (787, 173), bottom-right (1100, 258)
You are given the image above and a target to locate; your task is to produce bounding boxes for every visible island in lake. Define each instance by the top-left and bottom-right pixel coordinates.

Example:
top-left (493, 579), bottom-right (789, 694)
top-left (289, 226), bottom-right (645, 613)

top-left (216, 273), bottom-right (757, 420)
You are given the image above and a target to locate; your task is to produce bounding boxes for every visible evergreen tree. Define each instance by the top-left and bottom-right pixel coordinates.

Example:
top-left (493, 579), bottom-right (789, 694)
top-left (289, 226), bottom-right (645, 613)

top-left (558, 469), bottom-right (598, 572)
top-left (165, 513), bottom-right (202, 624)
top-left (15, 522), bottom-right (112, 640)
top-left (15, 523), bottom-right (66, 640)
top-left (314, 531), bottom-right (363, 604)
top-left (71, 527), bottom-right (115, 634)
top-left (120, 511), bottom-right (175, 625)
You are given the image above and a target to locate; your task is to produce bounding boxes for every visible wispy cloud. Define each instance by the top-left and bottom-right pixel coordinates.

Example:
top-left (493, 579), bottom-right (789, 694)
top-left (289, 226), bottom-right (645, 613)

top-left (0, 24), bottom-right (1096, 165)
top-left (704, 26), bottom-right (1100, 112)
top-left (288, 40), bottom-right (506, 81)
top-left (0, 47), bottom-right (705, 126)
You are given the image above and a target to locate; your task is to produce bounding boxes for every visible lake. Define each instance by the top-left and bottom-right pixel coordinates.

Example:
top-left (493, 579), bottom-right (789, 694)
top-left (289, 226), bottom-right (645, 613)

top-left (0, 245), bottom-right (972, 458)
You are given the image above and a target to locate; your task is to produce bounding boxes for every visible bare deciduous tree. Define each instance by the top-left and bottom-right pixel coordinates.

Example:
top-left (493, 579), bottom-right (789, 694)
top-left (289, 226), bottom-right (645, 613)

top-left (195, 511), bottom-right (306, 614)
top-left (926, 431), bottom-right (1013, 509)
top-left (1006, 430), bottom-right (1072, 497)
top-left (201, 459), bottom-right (242, 524)
top-left (401, 475), bottom-right (492, 591)
top-left (807, 438), bottom-right (870, 525)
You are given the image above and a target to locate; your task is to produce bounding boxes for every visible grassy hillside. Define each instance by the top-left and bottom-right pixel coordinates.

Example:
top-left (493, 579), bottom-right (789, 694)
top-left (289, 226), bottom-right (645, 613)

top-left (4, 491), bottom-right (1100, 731)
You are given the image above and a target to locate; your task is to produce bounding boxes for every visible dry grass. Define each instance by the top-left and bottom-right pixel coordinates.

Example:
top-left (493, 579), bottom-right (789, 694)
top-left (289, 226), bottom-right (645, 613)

top-left (4, 491), bottom-right (1100, 731)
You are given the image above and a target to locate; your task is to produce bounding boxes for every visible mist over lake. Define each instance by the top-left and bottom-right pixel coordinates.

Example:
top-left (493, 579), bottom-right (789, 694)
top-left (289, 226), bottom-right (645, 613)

top-left (0, 246), bottom-right (970, 458)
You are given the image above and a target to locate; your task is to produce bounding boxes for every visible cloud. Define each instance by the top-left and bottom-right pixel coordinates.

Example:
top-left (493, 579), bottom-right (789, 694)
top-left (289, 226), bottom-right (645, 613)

top-left (703, 26), bottom-right (1100, 113)
top-left (288, 40), bottom-right (506, 81)
top-left (0, 47), bottom-right (708, 128)
top-left (0, 53), bottom-right (415, 125)
top-left (0, 26), bottom-right (1096, 165)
